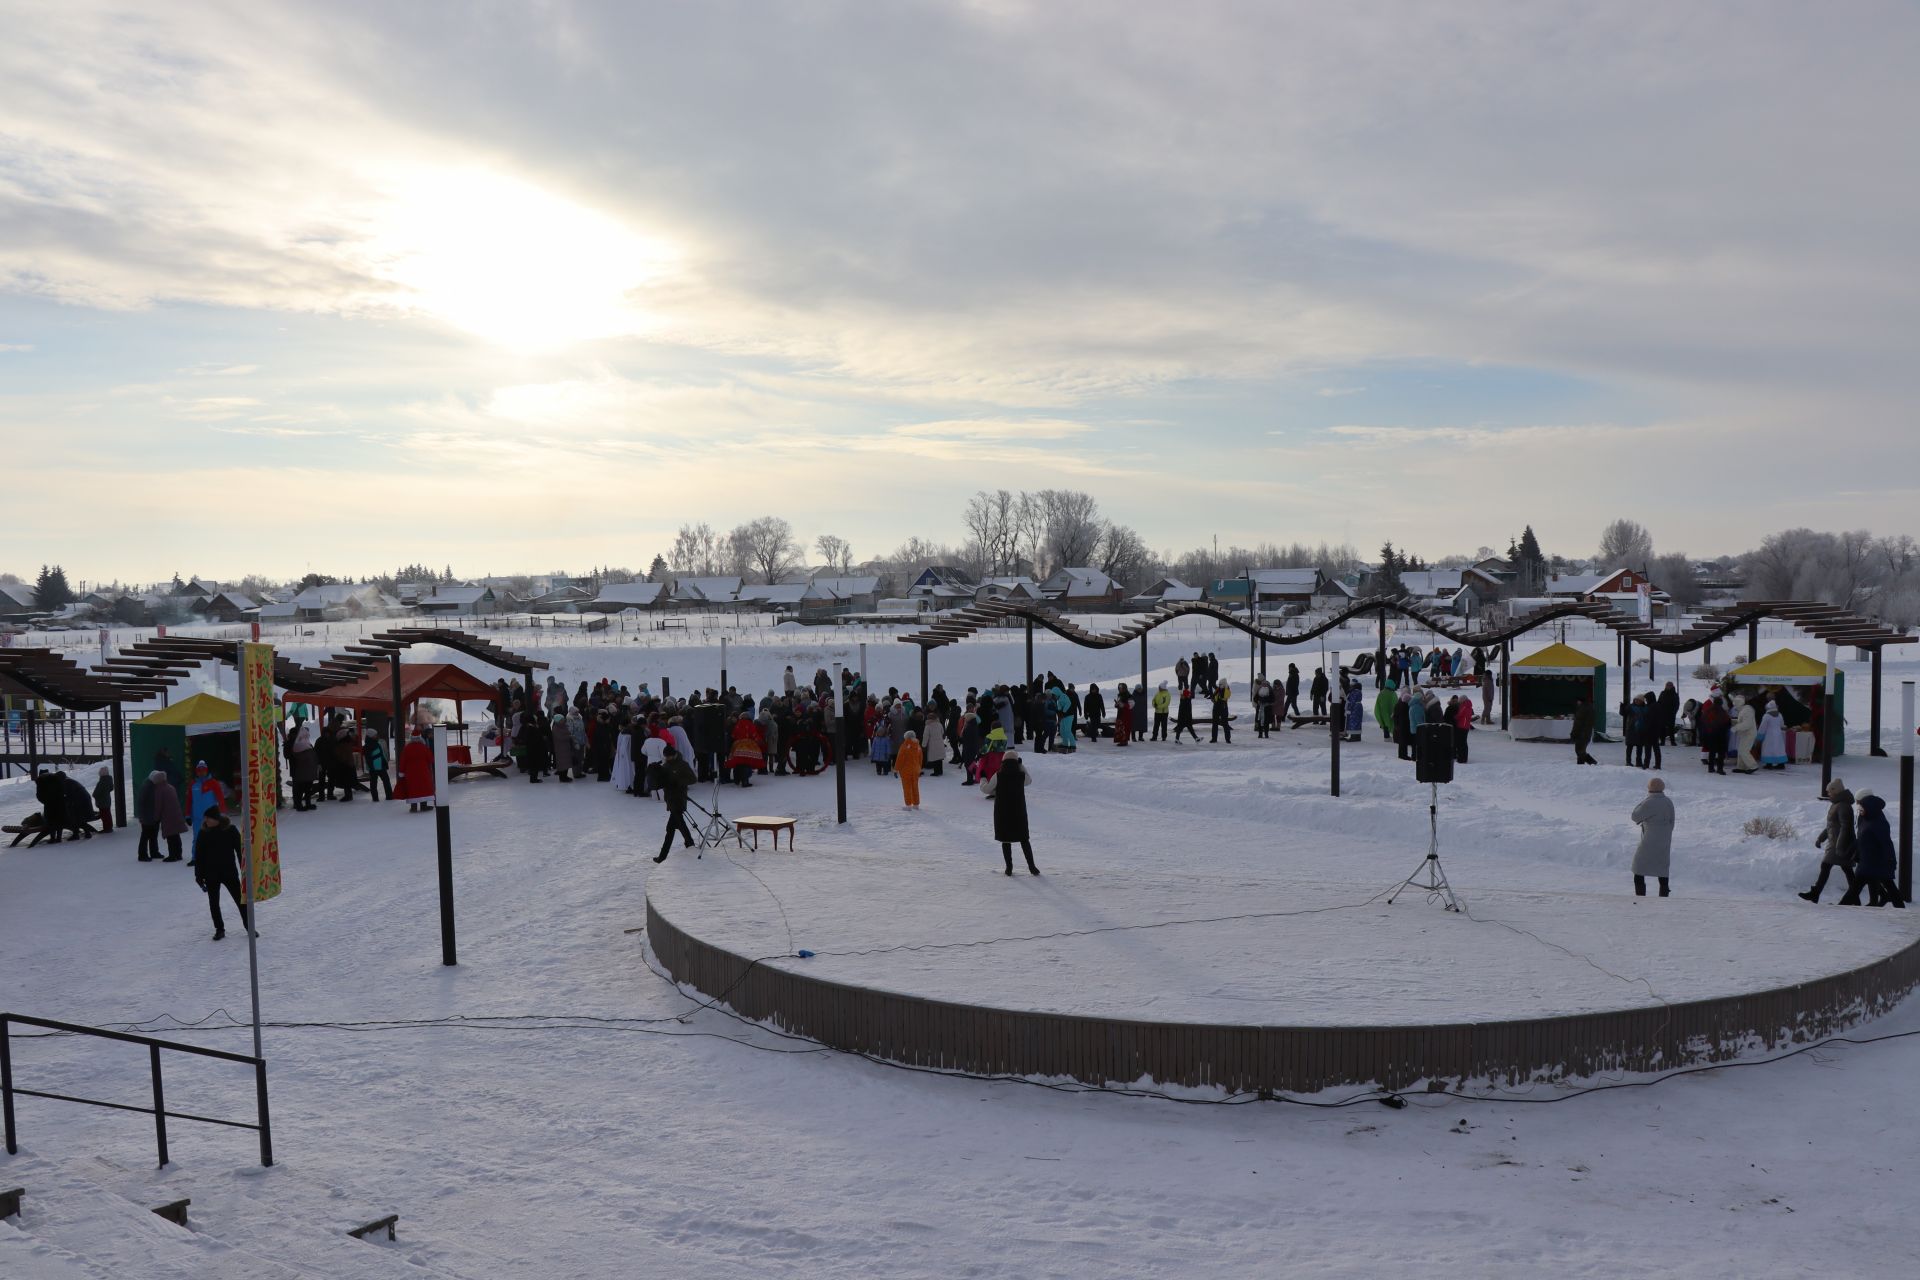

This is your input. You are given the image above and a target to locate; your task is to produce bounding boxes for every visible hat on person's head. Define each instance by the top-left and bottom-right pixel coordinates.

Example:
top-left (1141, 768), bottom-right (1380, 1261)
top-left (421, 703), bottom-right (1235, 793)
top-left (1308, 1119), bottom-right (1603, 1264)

top-left (1647, 777), bottom-right (1665, 792)
top-left (148, 770), bottom-right (166, 784)
top-left (1827, 778), bottom-right (1847, 798)
top-left (1856, 787), bottom-right (1875, 801)
top-left (195, 760), bottom-right (208, 771)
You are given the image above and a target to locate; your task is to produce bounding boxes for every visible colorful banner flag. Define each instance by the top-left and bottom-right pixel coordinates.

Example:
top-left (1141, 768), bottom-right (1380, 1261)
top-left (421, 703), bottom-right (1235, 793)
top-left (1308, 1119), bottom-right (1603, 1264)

top-left (240, 641), bottom-right (283, 902)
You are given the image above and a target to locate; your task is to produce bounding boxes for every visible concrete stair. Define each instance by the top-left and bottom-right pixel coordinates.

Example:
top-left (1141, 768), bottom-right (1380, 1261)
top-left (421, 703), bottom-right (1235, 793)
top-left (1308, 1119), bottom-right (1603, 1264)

top-left (0, 1151), bottom-right (490, 1278)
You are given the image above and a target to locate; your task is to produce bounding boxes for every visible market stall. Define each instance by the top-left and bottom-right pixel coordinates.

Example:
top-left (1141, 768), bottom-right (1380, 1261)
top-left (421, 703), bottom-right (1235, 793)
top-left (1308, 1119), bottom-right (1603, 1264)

top-left (1508, 642), bottom-right (1608, 741)
top-left (1725, 649), bottom-right (1844, 759)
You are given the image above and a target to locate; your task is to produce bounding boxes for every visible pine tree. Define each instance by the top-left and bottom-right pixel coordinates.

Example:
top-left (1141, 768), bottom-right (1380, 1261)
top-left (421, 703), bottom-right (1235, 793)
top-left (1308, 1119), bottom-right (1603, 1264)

top-left (33, 564), bottom-right (74, 611)
top-left (1375, 543), bottom-right (1404, 595)
top-left (1516, 525), bottom-right (1548, 595)
top-left (647, 554), bottom-right (668, 583)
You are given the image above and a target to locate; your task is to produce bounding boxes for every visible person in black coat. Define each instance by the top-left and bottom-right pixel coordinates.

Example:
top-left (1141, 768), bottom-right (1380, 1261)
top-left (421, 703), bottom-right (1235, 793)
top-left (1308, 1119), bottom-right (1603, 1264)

top-left (193, 808), bottom-right (251, 940)
top-left (34, 771), bottom-right (70, 843)
top-left (652, 747), bottom-right (699, 862)
top-left (1657, 682), bottom-right (1682, 746)
top-left (61, 773), bottom-right (97, 838)
top-left (518, 712), bottom-right (551, 783)
top-left (991, 752), bottom-right (1038, 876)
top-left (1283, 664), bottom-right (1302, 718)
top-left (1083, 684), bottom-right (1104, 742)
top-left (1570, 699), bottom-right (1598, 764)
top-left (1309, 667), bottom-right (1330, 717)
top-left (1393, 695), bottom-right (1414, 761)
top-left (1853, 793), bottom-right (1907, 908)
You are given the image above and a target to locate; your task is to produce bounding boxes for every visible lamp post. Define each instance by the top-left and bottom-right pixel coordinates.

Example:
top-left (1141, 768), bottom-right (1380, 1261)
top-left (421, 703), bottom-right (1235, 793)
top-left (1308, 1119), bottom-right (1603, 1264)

top-left (832, 661), bottom-right (847, 825)
top-left (1329, 649), bottom-right (1341, 798)
top-left (1900, 681), bottom-right (1913, 903)
top-left (1819, 644), bottom-right (1836, 800)
top-left (433, 728), bottom-right (456, 966)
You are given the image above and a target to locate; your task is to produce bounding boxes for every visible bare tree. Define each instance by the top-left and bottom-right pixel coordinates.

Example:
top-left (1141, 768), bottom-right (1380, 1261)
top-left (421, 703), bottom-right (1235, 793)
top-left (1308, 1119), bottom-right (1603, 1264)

top-left (961, 489), bottom-right (1022, 576)
top-left (1648, 552), bottom-right (1702, 608)
top-left (1597, 518), bottom-right (1654, 568)
top-left (1037, 489), bottom-right (1103, 575)
top-left (728, 516), bottom-right (803, 584)
top-left (1095, 522), bottom-right (1154, 591)
top-left (669, 522), bottom-right (724, 576)
top-left (814, 534), bottom-right (854, 575)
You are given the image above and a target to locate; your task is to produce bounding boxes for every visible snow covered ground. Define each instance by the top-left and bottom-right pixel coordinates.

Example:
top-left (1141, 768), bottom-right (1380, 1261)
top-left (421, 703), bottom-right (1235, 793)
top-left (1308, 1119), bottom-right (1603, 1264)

top-left (4, 625), bottom-right (1920, 1277)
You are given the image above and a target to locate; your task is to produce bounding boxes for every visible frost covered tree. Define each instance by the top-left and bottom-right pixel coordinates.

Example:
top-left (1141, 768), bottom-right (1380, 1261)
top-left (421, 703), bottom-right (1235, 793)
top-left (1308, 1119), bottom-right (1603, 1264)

top-left (33, 564), bottom-right (74, 611)
top-left (814, 534), bottom-right (854, 575)
top-left (646, 554), bottom-right (668, 582)
top-left (1597, 519), bottom-right (1653, 568)
top-left (728, 517), bottom-right (802, 584)
top-left (668, 523), bottom-right (724, 576)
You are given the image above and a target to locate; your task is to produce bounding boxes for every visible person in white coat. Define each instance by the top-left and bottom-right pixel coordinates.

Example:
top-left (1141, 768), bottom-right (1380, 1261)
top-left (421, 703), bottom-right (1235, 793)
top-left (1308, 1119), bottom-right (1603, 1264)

top-left (1631, 777), bottom-right (1675, 897)
top-left (1757, 699), bottom-right (1789, 770)
top-left (921, 707), bottom-right (949, 777)
top-left (610, 718), bottom-right (636, 793)
top-left (1731, 700), bottom-right (1760, 773)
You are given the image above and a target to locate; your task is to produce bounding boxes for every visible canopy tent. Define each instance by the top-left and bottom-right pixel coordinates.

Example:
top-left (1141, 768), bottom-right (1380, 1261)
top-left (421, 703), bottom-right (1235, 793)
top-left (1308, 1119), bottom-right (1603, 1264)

top-left (131, 693), bottom-right (242, 787)
top-left (1508, 642), bottom-right (1608, 742)
top-left (1726, 649), bottom-right (1845, 757)
top-left (281, 662), bottom-right (499, 727)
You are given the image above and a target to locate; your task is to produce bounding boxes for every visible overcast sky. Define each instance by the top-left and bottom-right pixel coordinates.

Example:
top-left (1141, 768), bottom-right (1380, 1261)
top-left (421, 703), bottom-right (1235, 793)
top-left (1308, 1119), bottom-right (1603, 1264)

top-left (3, 0), bottom-right (1915, 583)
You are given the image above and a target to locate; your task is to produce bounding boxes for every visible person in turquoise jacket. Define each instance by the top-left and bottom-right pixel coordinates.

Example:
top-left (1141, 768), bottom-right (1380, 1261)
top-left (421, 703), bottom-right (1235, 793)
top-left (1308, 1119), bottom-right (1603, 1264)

top-left (1053, 685), bottom-right (1077, 751)
top-left (1408, 648), bottom-right (1426, 686)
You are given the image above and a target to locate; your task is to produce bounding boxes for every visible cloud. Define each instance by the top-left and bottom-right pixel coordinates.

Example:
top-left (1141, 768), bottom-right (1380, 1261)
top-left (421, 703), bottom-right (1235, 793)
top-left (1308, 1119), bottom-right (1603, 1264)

top-left (1316, 386), bottom-right (1364, 398)
top-left (0, 342), bottom-right (32, 352)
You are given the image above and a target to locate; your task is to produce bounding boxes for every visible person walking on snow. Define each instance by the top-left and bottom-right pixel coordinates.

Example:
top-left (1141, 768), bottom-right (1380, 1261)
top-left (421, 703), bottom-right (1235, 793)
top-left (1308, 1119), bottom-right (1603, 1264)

top-left (987, 750), bottom-right (1038, 876)
top-left (1800, 780), bottom-right (1859, 903)
top-left (1731, 699), bottom-right (1760, 773)
top-left (1310, 667), bottom-right (1329, 718)
top-left (1630, 777), bottom-right (1674, 897)
top-left (1173, 688), bottom-right (1200, 743)
top-left (1151, 683), bottom-right (1171, 741)
top-left (652, 747), bottom-right (699, 863)
top-left (1570, 697), bottom-right (1598, 765)
top-left (1853, 791), bottom-right (1907, 907)
top-left (194, 808), bottom-right (251, 941)
top-left (895, 730), bottom-right (924, 809)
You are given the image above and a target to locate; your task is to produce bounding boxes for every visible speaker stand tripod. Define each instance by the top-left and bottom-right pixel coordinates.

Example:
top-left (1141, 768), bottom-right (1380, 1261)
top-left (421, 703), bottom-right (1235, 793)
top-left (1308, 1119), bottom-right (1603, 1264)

top-left (689, 778), bottom-right (735, 857)
top-left (1388, 781), bottom-right (1463, 912)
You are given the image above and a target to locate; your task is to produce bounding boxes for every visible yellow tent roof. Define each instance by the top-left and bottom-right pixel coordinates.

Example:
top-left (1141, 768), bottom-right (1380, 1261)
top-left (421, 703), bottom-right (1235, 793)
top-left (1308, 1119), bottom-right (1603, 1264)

top-left (1514, 642), bottom-right (1605, 670)
top-left (1729, 649), bottom-right (1831, 683)
top-left (135, 692), bottom-right (241, 728)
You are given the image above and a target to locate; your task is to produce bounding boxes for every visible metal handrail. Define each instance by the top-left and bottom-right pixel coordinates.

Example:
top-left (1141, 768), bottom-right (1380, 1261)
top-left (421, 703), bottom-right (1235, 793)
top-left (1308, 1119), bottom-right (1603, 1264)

top-left (0, 1012), bottom-right (272, 1168)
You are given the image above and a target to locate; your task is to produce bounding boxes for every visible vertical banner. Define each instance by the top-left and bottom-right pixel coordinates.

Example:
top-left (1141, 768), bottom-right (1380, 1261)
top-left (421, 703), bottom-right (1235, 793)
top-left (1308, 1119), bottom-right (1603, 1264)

top-left (251, 621), bottom-right (262, 642)
top-left (240, 641), bottom-right (283, 902)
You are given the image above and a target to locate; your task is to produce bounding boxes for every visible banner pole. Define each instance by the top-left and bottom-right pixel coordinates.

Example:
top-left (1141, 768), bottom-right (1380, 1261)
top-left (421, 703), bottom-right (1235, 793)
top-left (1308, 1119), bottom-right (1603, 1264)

top-left (237, 642), bottom-right (263, 1063)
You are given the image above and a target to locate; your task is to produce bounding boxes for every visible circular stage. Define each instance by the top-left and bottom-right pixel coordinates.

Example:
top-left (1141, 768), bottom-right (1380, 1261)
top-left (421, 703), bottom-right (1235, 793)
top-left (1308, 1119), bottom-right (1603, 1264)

top-left (646, 850), bottom-right (1920, 1094)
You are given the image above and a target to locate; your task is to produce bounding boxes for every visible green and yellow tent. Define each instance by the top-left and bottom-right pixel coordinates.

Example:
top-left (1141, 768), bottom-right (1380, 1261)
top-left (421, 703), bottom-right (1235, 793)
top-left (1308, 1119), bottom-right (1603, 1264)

top-left (1509, 642), bottom-right (1608, 740)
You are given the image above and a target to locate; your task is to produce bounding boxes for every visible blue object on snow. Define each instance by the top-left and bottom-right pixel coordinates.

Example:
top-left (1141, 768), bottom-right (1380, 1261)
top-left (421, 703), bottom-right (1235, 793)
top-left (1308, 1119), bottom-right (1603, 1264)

top-left (796, 949), bottom-right (815, 959)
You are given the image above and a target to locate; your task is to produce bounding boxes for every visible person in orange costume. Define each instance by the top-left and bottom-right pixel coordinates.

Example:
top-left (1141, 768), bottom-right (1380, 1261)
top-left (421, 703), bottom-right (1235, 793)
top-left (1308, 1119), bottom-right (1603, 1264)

top-left (895, 729), bottom-right (924, 809)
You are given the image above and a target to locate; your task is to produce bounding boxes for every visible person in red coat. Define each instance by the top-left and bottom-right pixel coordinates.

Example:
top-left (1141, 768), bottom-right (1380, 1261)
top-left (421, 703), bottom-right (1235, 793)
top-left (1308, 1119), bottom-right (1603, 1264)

top-left (394, 731), bottom-right (436, 813)
top-left (1451, 696), bottom-right (1474, 764)
top-left (726, 713), bottom-right (766, 787)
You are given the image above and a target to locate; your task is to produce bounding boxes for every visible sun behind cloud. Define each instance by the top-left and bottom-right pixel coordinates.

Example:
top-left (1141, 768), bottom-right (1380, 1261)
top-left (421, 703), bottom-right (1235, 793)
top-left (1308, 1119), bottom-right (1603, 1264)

top-left (365, 168), bottom-right (682, 351)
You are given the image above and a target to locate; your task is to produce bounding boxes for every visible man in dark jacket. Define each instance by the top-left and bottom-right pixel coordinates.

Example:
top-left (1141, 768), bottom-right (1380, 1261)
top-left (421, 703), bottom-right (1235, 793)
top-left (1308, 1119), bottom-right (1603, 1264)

top-left (1082, 684), bottom-right (1104, 742)
top-left (193, 808), bottom-right (251, 940)
top-left (60, 773), bottom-right (98, 839)
top-left (34, 770), bottom-right (70, 843)
top-left (1657, 682), bottom-right (1682, 746)
top-left (1284, 664), bottom-right (1302, 719)
top-left (653, 747), bottom-right (699, 863)
top-left (1309, 667), bottom-right (1330, 717)
top-left (519, 712), bottom-right (551, 783)
top-left (1570, 698), bottom-right (1598, 765)
top-left (361, 732), bottom-right (392, 801)
top-left (1210, 684), bottom-right (1232, 744)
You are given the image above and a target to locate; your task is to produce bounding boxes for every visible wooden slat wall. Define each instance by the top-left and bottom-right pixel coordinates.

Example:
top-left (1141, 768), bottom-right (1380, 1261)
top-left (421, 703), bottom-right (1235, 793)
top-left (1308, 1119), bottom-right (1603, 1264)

top-left (646, 898), bottom-right (1920, 1094)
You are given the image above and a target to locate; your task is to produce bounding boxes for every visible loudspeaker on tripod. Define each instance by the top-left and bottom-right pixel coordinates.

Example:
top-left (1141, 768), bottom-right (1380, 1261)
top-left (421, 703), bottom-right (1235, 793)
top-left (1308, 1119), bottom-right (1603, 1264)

top-left (1415, 722), bottom-right (1455, 784)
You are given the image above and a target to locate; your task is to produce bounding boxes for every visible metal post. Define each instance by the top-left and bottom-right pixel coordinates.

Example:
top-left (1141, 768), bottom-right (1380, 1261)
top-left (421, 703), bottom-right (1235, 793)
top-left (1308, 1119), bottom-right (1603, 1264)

top-left (2, 1016), bottom-right (15, 1155)
top-left (1896, 679), bottom-right (1912, 901)
top-left (110, 702), bottom-right (127, 827)
top-left (1139, 633), bottom-right (1148, 703)
top-left (24, 708), bottom-right (36, 779)
top-left (1025, 621), bottom-right (1034, 686)
top-left (1820, 644), bottom-right (1836, 799)
top-left (149, 1044), bottom-right (169, 1168)
top-left (831, 661), bottom-right (846, 825)
top-left (1499, 642), bottom-right (1510, 732)
top-left (1748, 618), bottom-right (1758, 663)
top-left (1871, 646), bottom-right (1885, 756)
top-left (858, 642), bottom-right (867, 696)
top-left (1375, 611), bottom-right (1387, 690)
top-left (720, 635), bottom-right (728, 695)
top-left (1329, 649), bottom-right (1340, 798)
top-left (434, 730), bottom-right (456, 966)
top-left (1620, 640), bottom-right (1633, 762)
top-left (255, 1060), bottom-right (273, 1167)
top-left (919, 646), bottom-right (928, 706)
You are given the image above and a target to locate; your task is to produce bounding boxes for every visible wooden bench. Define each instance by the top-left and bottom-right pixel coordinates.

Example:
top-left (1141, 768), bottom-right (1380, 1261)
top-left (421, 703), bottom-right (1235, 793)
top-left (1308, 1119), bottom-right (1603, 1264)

top-left (1287, 714), bottom-right (1333, 729)
top-left (448, 760), bottom-right (509, 781)
top-left (734, 816), bottom-right (798, 852)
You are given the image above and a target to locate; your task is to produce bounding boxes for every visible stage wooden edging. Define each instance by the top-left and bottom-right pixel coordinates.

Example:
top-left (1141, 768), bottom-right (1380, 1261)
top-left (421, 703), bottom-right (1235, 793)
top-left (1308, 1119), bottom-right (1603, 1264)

top-left (647, 896), bottom-right (1920, 1093)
